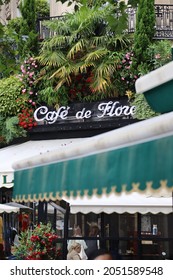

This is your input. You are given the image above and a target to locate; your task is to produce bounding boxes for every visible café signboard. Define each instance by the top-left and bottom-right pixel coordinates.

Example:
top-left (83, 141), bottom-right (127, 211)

top-left (34, 100), bottom-right (136, 124)
top-left (30, 98), bottom-right (138, 139)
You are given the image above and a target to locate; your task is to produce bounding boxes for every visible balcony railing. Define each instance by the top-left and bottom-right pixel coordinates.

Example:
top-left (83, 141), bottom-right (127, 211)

top-left (37, 4), bottom-right (173, 40)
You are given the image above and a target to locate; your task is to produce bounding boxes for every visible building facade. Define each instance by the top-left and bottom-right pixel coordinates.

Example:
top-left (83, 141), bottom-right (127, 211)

top-left (1, 0), bottom-right (173, 24)
top-left (0, 0), bottom-right (20, 24)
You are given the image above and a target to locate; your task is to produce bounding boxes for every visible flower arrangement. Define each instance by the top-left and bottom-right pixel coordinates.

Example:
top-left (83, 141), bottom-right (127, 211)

top-left (117, 52), bottom-right (138, 95)
top-left (13, 223), bottom-right (62, 260)
top-left (18, 57), bottom-right (39, 108)
top-left (16, 57), bottom-right (40, 130)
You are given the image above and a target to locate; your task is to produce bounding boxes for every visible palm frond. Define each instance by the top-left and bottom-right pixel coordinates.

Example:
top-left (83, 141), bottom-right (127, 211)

top-left (112, 34), bottom-right (131, 50)
top-left (67, 39), bottom-right (87, 59)
top-left (42, 18), bottom-right (71, 35)
top-left (50, 63), bottom-right (74, 81)
top-left (78, 62), bottom-right (95, 73)
top-left (54, 79), bottom-right (68, 91)
top-left (38, 51), bottom-right (67, 67)
top-left (97, 60), bottom-right (117, 79)
top-left (91, 36), bottom-right (107, 47)
top-left (42, 35), bottom-right (71, 50)
top-left (85, 48), bottom-right (109, 63)
top-left (93, 77), bottom-right (110, 92)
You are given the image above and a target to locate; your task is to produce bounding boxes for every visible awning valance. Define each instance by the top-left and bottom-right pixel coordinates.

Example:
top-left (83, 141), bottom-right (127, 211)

top-left (64, 192), bottom-right (172, 214)
top-left (13, 112), bottom-right (173, 202)
top-left (0, 203), bottom-right (19, 213)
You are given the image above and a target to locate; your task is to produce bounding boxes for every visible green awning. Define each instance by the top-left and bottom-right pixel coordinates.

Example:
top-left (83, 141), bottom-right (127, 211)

top-left (13, 112), bottom-right (173, 202)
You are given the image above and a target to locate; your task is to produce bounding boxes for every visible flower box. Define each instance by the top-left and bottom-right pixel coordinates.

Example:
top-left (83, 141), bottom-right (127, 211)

top-left (135, 61), bottom-right (173, 113)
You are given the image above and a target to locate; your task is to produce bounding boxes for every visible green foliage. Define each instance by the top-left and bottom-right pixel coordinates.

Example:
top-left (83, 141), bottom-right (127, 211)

top-left (38, 1), bottom-right (131, 102)
top-left (132, 40), bottom-right (172, 77)
top-left (38, 83), bottom-right (69, 107)
top-left (0, 25), bottom-right (20, 78)
top-left (0, 115), bottom-right (26, 144)
top-left (130, 93), bottom-right (159, 120)
top-left (1, 1), bottom-right (39, 61)
top-left (18, 0), bottom-right (38, 58)
top-left (133, 0), bottom-right (155, 68)
top-left (147, 40), bottom-right (172, 70)
top-left (36, 0), bottom-right (50, 18)
top-left (127, 0), bottom-right (139, 7)
top-left (19, 29), bottom-right (38, 58)
top-left (6, 17), bottom-right (23, 35)
top-left (0, 22), bottom-right (3, 36)
top-left (0, 76), bottom-right (23, 117)
top-left (0, 75), bottom-right (28, 144)
top-left (20, 0), bottom-right (36, 31)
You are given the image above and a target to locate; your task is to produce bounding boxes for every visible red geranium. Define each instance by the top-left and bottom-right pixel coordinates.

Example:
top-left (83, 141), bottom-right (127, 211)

top-left (13, 223), bottom-right (62, 260)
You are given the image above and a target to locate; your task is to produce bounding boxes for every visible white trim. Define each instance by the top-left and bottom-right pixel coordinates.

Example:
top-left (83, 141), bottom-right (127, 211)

top-left (0, 203), bottom-right (19, 213)
top-left (135, 61), bottom-right (173, 93)
top-left (63, 192), bottom-right (173, 214)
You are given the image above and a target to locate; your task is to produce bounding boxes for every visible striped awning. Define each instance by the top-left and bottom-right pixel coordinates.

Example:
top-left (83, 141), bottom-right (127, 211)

top-left (12, 112), bottom-right (173, 202)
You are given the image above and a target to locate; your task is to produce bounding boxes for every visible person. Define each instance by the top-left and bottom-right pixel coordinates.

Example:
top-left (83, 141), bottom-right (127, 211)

top-left (0, 216), bottom-right (5, 259)
top-left (67, 225), bottom-right (88, 260)
top-left (90, 249), bottom-right (114, 260)
top-left (67, 241), bottom-right (82, 260)
top-left (85, 222), bottom-right (100, 259)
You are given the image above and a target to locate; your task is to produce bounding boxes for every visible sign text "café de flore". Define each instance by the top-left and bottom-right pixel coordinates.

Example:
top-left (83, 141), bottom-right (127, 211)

top-left (34, 101), bottom-right (136, 124)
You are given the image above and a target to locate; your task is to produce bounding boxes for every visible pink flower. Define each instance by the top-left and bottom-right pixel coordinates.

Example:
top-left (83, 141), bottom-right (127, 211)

top-left (29, 72), bottom-right (34, 77)
top-left (155, 53), bottom-right (161, 59)
top-left (125, 53), bottom-right (130, 60)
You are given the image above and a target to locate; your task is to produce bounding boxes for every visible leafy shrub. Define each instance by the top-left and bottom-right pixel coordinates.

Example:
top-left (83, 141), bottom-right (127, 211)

top-left (147, 40), bottom-right (172, 70)
top-left (130, 93), bottom-right (160, 120)
top-left (0, 115), bottom-right (26, 144)
top-left (0, 76), bottom-right (23, 117)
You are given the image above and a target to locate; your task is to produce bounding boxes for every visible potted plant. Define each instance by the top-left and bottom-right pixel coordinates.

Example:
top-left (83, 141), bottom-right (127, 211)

top-left (13, 223), bottom-right (62, 260)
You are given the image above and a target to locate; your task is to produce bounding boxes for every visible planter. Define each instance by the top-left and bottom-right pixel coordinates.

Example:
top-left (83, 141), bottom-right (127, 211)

top-left (135, 61), bottom-right (173, 113)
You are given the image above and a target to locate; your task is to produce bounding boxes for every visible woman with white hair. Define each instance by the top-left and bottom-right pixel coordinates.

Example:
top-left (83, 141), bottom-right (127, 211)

top-left (67, 241), bottom-right (82, 260)
top-left (67, 225), bottom-right (88, 260)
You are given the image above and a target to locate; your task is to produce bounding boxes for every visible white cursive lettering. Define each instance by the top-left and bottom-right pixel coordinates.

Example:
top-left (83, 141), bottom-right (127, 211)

top-left (34, 106), bottom-right (70, 124)
top-left (97, 102), bottom-right (135, 118)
